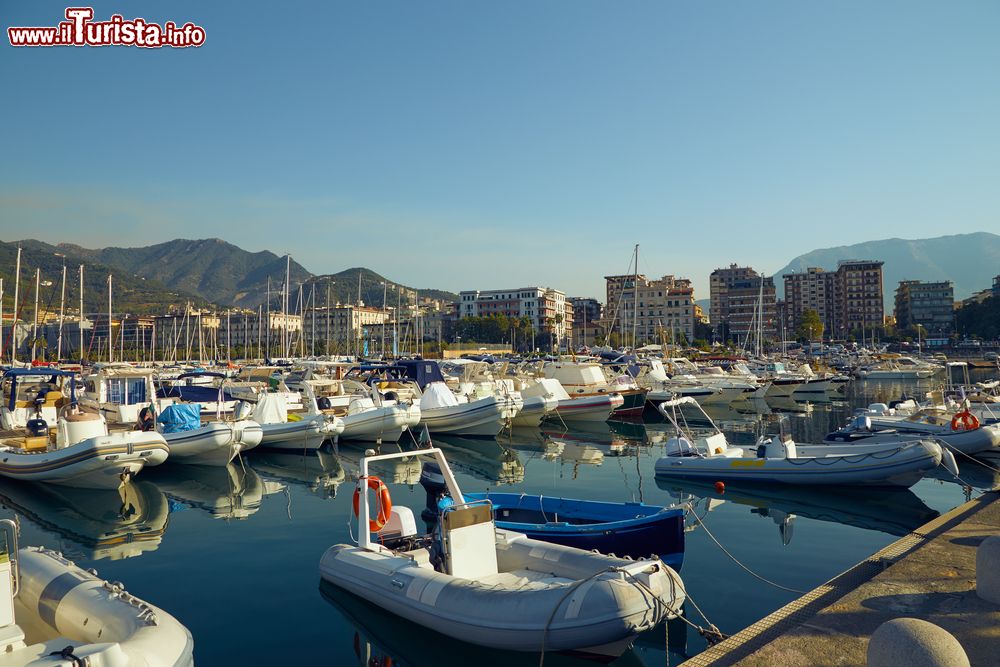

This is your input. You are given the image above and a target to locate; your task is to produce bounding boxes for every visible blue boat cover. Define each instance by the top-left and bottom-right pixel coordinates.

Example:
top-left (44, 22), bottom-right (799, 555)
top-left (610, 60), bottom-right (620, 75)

top-left (157, 404), bottom-right (202, 433)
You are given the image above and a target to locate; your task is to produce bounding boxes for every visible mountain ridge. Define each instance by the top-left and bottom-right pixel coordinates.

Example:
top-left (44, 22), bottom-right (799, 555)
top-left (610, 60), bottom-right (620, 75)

top-left (773, 232), bottom-right (1000, 306)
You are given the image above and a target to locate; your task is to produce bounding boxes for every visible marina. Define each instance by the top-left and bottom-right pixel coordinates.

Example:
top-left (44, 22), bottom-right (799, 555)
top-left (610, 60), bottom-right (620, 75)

top-left (0, 370), bottom-right (996, 664)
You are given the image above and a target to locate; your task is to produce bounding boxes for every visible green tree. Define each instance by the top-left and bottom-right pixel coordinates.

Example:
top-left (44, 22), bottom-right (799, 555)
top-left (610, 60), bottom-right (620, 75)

top-left (796, 309), bottom-right (824, 342)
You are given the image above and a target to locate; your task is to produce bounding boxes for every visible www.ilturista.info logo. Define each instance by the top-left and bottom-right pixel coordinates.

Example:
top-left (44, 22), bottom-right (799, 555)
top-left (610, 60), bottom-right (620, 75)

top-left (8, 7), bottom-right (205, 48)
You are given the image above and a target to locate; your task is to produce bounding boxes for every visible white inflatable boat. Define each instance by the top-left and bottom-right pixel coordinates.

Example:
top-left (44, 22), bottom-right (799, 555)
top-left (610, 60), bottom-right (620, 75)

top-left (319, 448), bottom-right (685, 659)
top-left (157, 404), bottom-right (263, 465)
top-left (0, 412), bottom-right (169, 489)
top-left (418, 383), bottom-right (511, 437)
top-left (246, 393), bottom-right (343, 450)
top-left (655, 398), bottom-right (955, 488)
top-left (339, 397), bottom-right (416, 443)
top-left (0, 522), bottom-right (193, 666)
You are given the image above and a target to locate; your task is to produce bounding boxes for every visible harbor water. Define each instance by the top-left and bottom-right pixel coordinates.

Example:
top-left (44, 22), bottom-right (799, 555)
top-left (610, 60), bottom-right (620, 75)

top-left (1, 378), bottom-right (990, 665)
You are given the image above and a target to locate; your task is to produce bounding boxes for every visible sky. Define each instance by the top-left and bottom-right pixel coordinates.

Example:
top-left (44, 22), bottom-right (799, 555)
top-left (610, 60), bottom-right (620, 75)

top-left (2, 0), bottom-right (998, 301)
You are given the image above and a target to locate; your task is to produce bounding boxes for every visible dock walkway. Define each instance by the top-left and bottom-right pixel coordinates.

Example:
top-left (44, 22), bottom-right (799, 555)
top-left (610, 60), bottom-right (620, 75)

top-left (681, 490), bottom-right (1000, 666)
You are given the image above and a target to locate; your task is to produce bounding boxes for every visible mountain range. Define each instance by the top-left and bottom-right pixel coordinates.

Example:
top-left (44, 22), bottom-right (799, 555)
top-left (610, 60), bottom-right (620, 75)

top-left (1, 238), bottom-right (459, 314)
top-left (774, 232), bottom-right (1000, 306)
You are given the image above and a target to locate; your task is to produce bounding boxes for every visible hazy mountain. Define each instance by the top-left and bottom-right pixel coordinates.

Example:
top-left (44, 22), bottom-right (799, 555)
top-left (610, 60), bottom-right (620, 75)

top-left (6, 238), bottom-right (459, 311)
top-left (1, 239), bottom-right (209, 315)
top-left (56, 238), bottom-right (311, 308)
top-left (774, 232), bottom-right (1000, 306)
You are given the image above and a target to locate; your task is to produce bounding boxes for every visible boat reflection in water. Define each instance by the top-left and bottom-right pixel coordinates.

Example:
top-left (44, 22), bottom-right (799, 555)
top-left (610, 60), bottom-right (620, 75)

top-left (431, 435), bottom-right (525, 485)
top-left (0, 479), bottom-right (168, 560)
top-left (150, 463), bottom-right (267, 520)
top-left (320, 581), bottom-right (653, 667)
top-left (657, 478), bottom-right (939, 545)
top-left (250, 448), bottom-right (345, 499)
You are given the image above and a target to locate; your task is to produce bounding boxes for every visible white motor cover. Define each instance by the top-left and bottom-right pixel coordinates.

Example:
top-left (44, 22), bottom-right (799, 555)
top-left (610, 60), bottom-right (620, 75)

top-left (379, 506), bottom-right (417, 539)
top-left (868, 403), bottom-right (890, 415)
top-left (420, 382), bottom-right (459, 409)
top-left (57, 413), bottom-right (107, 448)
top-left (253, 393), bottom-right (288, 425)
top-left (347, 396), bottom-right (376, 416)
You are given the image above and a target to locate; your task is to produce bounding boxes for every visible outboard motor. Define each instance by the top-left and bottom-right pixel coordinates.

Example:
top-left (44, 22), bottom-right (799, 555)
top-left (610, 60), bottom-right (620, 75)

top-left (419, 461), bottom-right (446, 522)
top-left (25, 418), bottom-right (48, 438)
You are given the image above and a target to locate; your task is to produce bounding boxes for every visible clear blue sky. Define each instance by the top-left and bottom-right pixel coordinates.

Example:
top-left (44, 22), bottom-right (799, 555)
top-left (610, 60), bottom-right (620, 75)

top-left (2, 1), bottom-right (998, 301)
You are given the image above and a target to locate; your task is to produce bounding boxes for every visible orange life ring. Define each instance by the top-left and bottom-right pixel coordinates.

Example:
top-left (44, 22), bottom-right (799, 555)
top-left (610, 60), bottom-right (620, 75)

top-left (951, 410), bottom-right (980, 431)
top-left (352, 475), bottom-right (392, 532)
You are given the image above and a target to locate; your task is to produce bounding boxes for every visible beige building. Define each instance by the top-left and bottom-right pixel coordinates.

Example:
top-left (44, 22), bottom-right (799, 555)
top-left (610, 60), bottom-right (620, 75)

top-left (605, 274), bottom-right (696, 344)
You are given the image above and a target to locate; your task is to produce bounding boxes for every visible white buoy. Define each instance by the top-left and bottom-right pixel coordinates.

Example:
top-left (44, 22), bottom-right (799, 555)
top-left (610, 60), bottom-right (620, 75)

top-left (867, 618), bottom-right (969, 667)
top-left (976, 534), bottom-right (1000, 604)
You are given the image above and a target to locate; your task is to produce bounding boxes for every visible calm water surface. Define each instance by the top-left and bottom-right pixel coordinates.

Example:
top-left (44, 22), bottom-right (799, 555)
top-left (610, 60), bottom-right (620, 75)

top-left (2, 378), bottom-right (992, 665)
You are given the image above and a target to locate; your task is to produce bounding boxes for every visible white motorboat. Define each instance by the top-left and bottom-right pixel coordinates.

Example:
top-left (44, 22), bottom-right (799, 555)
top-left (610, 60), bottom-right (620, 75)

top-left (827, 405), bottom-right (1000, 455)
top-left (544, 361), bottom-right (646, 417)
top-left (244, 391), bottom-right (343, 451)
top-left (419, 383), bottom-right (511, 437)
top-left (655, 398), bottom-right (955, 488)
top-left (319, 447), bottom-right (686, 659)
top-left (157, 403), bottom-right (263, 466)
top-left (339, 396), bottom-right (416, 443)
top-left (0, 522), bottom-right (193, 666)
top-left (856, 356), bottom-right (942, 380)
top-left (518, 377), bottom-right (621, 423)
top-left (0, 407), bottom-right (169, 489)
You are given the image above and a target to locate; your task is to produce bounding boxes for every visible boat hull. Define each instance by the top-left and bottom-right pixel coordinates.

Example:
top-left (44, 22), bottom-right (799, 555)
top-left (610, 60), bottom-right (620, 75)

top-left (164, 420), bottom-right (262, 466)
top-left (12, 547), bottom-right (193, 666)
top-left (0, 432), bottom-right (169, 489)
top-left (510, 395), bottom-right (556, 427)
top-left (655, 441), bottom-right (942, 488)
top-left (551, 394), bottom-right (623, 423)
top-left (466, 492), bottom-right (685, 566)
top-left (341, 406), bottom-right (412, 443)
top-left (319, 530), bottom-right (683, 656)
top-left (258, 415), bottom-right (331, 451)
top-left (420, 397), bottom-right (508, 437)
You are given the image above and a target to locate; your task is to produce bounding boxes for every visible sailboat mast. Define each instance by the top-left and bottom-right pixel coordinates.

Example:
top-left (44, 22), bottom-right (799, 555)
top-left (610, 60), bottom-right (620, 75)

top-left (11, 247), bottom-right (20, 364)
top-left (284, 255), bottom-right (291, 359)
top-left (30, 269), bottom-right (40, 361)
top-left (631, 244), bottom-right (639, 349)
top-left (266, 277), bottom-right (271, 360)
top-left (107, 274), bottom-right (113, 363)
top-left (57, 264), bottom-right (66, 361)
top-left (78, 265), bottom-right (84, 362)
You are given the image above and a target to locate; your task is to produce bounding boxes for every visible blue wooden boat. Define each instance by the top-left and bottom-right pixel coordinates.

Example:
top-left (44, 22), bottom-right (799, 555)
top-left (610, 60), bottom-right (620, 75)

top-left (457, 492), bottom-right (685, 567)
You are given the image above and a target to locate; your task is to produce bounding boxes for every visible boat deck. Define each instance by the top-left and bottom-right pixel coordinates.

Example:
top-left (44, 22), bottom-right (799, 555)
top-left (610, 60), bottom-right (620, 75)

top-left (680, 489), bottom-right (1000, 666)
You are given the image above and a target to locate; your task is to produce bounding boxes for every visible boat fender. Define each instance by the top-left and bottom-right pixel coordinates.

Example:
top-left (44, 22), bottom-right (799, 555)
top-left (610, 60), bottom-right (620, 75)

top-left (353, 476), bottom-right (393, 531)
top-left (941, 448), bottom-right (960, 479)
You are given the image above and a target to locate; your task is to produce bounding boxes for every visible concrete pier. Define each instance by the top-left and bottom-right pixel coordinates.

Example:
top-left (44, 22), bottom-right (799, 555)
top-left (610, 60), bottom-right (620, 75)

top-left (680, 490), bottom-right (1000, 666)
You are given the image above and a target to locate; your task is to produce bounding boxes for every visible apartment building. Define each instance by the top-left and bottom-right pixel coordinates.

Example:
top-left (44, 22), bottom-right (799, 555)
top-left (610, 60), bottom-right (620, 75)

top-left (709, 265), bottom-right (777, 343)
top-left (604, 274), bottom-right (696, 344)
top-left (894, 280), bottom-right (954, 335)
top-left (567, 297), bottom-right (604, 347)
top-left (458, 287), bottom-right (572, 341)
